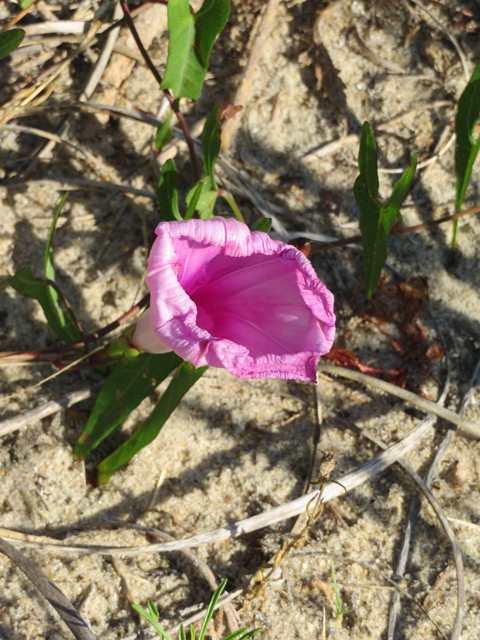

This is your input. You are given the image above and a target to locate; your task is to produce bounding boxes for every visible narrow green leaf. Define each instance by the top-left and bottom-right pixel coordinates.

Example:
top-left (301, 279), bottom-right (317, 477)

top-left (178, 626), bottom-right (186, 640)
top-left (219, 190), bottom-right (245, 222)
top-left (0, 29), bottom-right (24, 59)
top-left (195, 0), bottom-right (230, 67)
top-left (185, 177), bottom-right (217, 219)
top-left (201, 106), bottom-right (221, 188)
top-left (97, 362), bottom-right (207, 484)
top-left (454, 60), bottom-right (480, 247)
top-left (252, 218), bottom-right (272, 233)
top-left (155, 113), bottom-right (174, 151)
top-left (455, 60), bottom-right (480, 212)
top-left (190, 624), bottom-right (196, 640)
top-left (147, 599), bottom-right (159, 620)
top-left (43, 193), bottom-right (71, 331)
top-left (18, 0), bottom-right (35, 8)
top-left (74, 352), bottom-right (182, 461)
top-left (161, 0), bottom-right (204, 100)
top-left (355, 178), bottom-right (384, 300)
top-left (9, 267), bottom-right (79, 343)
top-left (158, 159), bottom-right (182, 221)
top-left (382, 153), bottom-right (417, 221)
top-left (198, 580), bottom-right (227, 640)
top-left (356, 154), bottom-right (417, 299)
top-left (184, 181), bottom-right (203, 219)
top-left (358, 122), bottom-right (379, 199)
top-left (222, 630), bottom-right (262, 640)
top-left (131, 603), bottom-right (173, 640)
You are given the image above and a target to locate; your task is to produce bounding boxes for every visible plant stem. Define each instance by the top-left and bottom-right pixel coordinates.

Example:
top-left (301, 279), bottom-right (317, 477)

top-left (0, 294), bottom-right (149, 363)
top-left (118, 0), bottom-right (199, 182)
top-left (310, 204), bottom-right (480, 251)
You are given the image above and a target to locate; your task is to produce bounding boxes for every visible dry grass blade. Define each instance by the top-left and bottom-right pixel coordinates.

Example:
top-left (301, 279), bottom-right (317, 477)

top-left (0, 389), bottom-right (92, 438)
top-left (0, 536), bottom-right (97, 640)
top-left (386, 357), bottom-right (480, 639)
top-left (220, 0), bottom-right (282, 153)
top-left (317, 363), bottom-right (480, 438)
top-left (3, 178), bottom-right (155, 199)
top-left (0, 407), bottom-right (448, 556)
top-left (405, 0), bottom-right (469, 81)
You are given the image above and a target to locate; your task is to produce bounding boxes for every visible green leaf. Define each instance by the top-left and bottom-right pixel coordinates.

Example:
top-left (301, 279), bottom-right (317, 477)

top-left (161, 0), bottom-right (204, 100)
top-left (0, 29), bottom-right (24, 60)
top-left (358, 122), bottom-right (379, 199)
top-left (74, 352), bottom-right (182, 461)
top-left (161, 0), bottom-right (230, 100)
top-left (178, 626), bottom-right (186, 640)
top-left (356, 154), bottom-right (417, 299)
top-left (158, 159), bottom-right (182, 221)
top-left (195, 0), bottom-right (230, 68)
top-left (185, 176), bottom-right (217, 219)
top-left (43, 193), bottom-right (71, 330)
top-left (252, 218), bottom-right (272, 233)
top-left (184, 180), bottom-right (203, 219)
top-left (222, 630), bottom-right (262, 640)
top-left (201, 106), bottom-right (221, 188)
top-left (155, 113), bottom-right (174, 151)
top-left (9, 267), bottom-right (80, 343)
top-left (382, 154), bottom-right (417, 221)
top-left (131, 602), bottom-right (173, 640)
top-left (198, 579), bottom-right (227, 640)
top-left (97, 362), bottom-right (207, 484)
top-left (18, 0), bottom-right (35, 8)
top-left (454, 59), bottom-right (480, 248)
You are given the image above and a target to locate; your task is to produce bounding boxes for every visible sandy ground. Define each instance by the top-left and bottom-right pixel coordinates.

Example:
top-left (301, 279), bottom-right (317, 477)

top-left (1, 0), bottom-right (480, 639)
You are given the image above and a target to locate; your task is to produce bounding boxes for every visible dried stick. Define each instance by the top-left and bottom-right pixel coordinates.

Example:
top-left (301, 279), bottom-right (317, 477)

top-left (3, 178), bottom-right (155, 199)
top-left (302, 100), bottom-right (453, 161)
top-left (0, 409), bottom-right (451, 556)
top-left (317, 363), bottom-right (480, 438)
top-left (405, 0), bottom-right (469, 81)
top-left (23, 1), bottom-right (123, 178)
top-left (110, 556), bottom-right (145, 640)
top-left (387, 357), bottom-right (480, 640)
top-left (0, 536), bottom-right (97, 640)
top-left (220, 0), bottom-right (282, 153)
top-left (0, 389), bottom-right (92, 438)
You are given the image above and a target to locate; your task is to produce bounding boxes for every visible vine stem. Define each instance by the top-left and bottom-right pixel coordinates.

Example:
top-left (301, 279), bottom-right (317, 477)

top-left (310, 204), bottom-right (480, 251)
top-left (118, 0), bottom-right (199, 182)
top-left (0, 295), bottom-right (149, 363)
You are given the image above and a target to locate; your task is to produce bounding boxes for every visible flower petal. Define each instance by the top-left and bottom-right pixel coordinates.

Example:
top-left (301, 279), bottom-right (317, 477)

top-left (136, 217), bottom-right (336, 381)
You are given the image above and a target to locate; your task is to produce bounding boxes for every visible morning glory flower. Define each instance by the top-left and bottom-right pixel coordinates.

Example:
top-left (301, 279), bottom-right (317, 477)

top-left (132, 217), bottom-right (335, 382)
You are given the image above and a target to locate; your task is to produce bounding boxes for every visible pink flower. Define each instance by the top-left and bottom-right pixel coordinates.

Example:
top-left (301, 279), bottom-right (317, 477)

top-left (132, 218), bottom-right (335, 382)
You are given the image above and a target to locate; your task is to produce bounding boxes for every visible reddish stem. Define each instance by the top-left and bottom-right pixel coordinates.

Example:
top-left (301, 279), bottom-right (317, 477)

top-left (0, 294), bottom-right (149, 362)
top-left (310, 204), bottom-right (480, 251)
top-left (119, 0), bottom-right (199, 182)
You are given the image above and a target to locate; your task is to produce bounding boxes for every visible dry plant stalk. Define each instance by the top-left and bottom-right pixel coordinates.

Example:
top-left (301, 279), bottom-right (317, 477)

top-left (249, 450), bottom-right (339, 597)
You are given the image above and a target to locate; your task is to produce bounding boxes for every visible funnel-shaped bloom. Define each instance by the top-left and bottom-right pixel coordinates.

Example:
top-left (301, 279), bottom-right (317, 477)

top-left (132, 218), bottom-right (335, 382)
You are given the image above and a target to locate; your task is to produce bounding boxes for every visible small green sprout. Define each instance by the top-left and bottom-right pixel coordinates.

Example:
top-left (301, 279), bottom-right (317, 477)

top-left (132, 579), bottom-right (262, 640)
